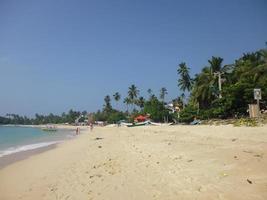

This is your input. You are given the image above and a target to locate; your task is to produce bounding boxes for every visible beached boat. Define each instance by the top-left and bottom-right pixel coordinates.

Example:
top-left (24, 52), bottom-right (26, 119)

top-left (127, 121), bottom-right (149, 127)
top-left (120, 122), bottom-right (133, 126)
top-left (149, 122), bottom-right (173, 126)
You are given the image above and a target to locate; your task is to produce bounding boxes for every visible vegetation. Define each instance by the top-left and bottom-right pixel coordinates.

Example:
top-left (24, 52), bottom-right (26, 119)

top-left (181, 48), bottom-right (267, 122)
top-left (143, 96), bottom-right (171, 122)
top-left (0, 110), bottom-right (83, 125)
top-left (1, 47), bottom-right (266, 125)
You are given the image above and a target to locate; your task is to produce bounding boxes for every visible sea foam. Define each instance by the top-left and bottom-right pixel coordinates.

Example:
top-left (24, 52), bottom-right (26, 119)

top-left (0, 141), bottom-right (62, 158)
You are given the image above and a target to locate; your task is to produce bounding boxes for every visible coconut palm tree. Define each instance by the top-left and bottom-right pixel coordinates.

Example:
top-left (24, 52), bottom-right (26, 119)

top-left (113, 92), bottom-right (121, 109)
top-left (123, 97), bottom-right (131, 113)
top-left (208, 56), bottom-right (223, 73)
top-left (104, 95), bottom-right (112, 112)
top-left (147, 88), bottom-right (152, 98)
top-left (177, 62), bottom-right (193, 92)
top-left (191, 67), bottom-right (216, 108)
top-left (159, 87), bottom-right (168, 103)
top-left (128, 84), bottom-right (139, 110)
top-left (137, 96), bottom-right (145, 109)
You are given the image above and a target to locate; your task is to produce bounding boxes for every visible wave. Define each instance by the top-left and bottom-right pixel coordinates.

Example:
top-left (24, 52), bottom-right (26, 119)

top-left (0, 141), bottom-right (63, 158)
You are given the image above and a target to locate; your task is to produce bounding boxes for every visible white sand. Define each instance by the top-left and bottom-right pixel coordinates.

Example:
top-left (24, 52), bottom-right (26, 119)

top-left (0, 125), bottom-right (267, 200)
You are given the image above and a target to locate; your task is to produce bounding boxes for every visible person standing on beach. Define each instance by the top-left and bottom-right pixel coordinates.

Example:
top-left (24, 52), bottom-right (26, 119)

top-left (90, 123), bottom-right (93, 131)
top-left (76, 127), bottom-right (80, 135)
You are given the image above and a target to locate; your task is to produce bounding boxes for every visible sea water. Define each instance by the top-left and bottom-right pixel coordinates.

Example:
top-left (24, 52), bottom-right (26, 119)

top-left (0, 126), bottom-right (75, 157)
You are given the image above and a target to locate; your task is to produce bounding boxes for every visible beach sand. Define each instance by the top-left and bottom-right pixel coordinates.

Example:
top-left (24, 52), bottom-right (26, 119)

top-left (0, 125), bottom-right (266, 200)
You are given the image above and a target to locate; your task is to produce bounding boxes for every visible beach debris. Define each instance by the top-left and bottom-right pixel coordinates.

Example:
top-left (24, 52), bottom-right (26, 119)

top-left (96, 174), bottom-right (102, 178)
top-left (98, 145), bottom-right (102, 148)
top-left (94, 137), bottom-right (103, 140)
top-left (187, 159), bottom-right (193, 162)
top-left (233, 118), bottom-right (258, 127)
top-left (219, 172), bottom-right (228, 178)
top-left (156, 161), bottom-right (160, 164)
top-left (234, 156), bottom-right (238, 159)
top-left (197, 186), bottom-right (203, 192)
top-left (232, 138), bottom-right (238, 142)
top-left (254, 154), bottom-right (263, 158)
top-left (243, 150), bottom-right (253, 154)
top-left (247, 179), bottom-right (252, 184)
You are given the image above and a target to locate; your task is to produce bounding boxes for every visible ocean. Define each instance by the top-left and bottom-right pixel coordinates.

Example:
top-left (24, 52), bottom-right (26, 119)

top-left (0, 126), bottom-right (75, 158)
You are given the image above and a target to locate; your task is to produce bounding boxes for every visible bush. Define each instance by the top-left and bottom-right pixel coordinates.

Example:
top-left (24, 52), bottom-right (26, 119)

top-left (179, 105), bottom-right (198, 123)
top-left (143, 97), bottom-right (171, 122)
top-left (107, 111), bottom-right (126, 124)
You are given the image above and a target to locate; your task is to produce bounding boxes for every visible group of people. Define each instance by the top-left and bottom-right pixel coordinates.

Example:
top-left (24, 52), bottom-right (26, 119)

top-left (75, 123), bottom-right (94, 135)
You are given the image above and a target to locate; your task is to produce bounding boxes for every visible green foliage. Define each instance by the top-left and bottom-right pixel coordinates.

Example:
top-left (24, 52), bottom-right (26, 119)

top-left (143, 96), bottom-right (170, 122)
top-left (177, 62), bottom-right (193, 92)
top-left (107, 111), bottom-right (126, 124)
top-left (0, 109), bottom-right (82, 125)
top-left (189, 48), bottom-right (267, 119)
top-left (179, 105), bottom-right (198, 123)
top-left (103, 95), bottom-right (112, 113)
top-left (159, 87), bottom-right (168, 102)
top-left (233, 118), bottom-right (258, 127)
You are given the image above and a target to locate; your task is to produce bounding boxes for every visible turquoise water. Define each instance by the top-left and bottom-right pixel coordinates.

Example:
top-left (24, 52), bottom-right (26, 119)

top-left (0, 126), bottom-right (75, 157)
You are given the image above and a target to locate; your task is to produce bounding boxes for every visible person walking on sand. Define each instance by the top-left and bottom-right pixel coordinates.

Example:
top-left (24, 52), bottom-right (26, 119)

top-left (76, 127), bottom-right (80, 135)
top-left (90, 123), bottom-right (93, 131)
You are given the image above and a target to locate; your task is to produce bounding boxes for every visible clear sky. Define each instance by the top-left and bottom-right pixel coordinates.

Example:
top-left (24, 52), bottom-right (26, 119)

top-left (0, 0), bottom-right (266, 116)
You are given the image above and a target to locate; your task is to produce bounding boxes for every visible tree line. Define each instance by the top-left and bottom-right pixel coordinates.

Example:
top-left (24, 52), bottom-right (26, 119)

top-left (94, 47), bottom-right (267, 123)
top-left (0, 110), bottom-right (85, 125)
top-left (1, 46), bottom-right (266, 125)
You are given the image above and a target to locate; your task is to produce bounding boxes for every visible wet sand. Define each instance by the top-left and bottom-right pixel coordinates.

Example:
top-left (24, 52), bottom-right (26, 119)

top-left (0, 144), bottom-right (57, 169)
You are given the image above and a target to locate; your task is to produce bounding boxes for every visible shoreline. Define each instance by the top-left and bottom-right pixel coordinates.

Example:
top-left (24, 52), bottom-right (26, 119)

top-left (0, 125), bottom-right (88, 169)
top-left (0, 144), bottom-right (57, 169)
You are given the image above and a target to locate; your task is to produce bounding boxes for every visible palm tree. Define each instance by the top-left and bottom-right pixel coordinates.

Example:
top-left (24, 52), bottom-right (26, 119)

top-left (180, 93), bottom-right (185, 109)
top-left (191, 66), bottom-right (216, 108)
top-left (159, 87), bottom-right (168, 103)
top-left (123, 97), bottom-right (131, 113)
top-left (177, 62), bottom-right (193, 92)
top-left (128, 84), bottom-right (139, 110)
top-left (208, 56), bottom-right (237, 98)
top-left (137, 96), bottom-right (145, 109)
top-left (113, 92), bottom-right (121, 109)
top-left (147, 88), bottom-right (153, 98)
top-left (208, 56), bottom-right (223, 73)
top-left (104, 95), bottom-right (112, 112)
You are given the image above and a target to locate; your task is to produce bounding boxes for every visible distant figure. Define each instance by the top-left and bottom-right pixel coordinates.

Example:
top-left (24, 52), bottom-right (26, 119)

top-left (76, 127), bottom-right (80, 135)
top-left (190, 116), bottom-right (201, 125)
top-left (90, 123), bottom-right (93, 131)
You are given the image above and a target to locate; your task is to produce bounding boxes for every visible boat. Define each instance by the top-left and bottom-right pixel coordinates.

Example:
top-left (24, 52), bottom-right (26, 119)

top-left (149, 122), bottom-right (173, 126)
top-left (120, 122), bottom-right (133, 126)
top-left (41, 125), bottom-right (57, 132)
top-left (127, 121), bottom-right (149, 127)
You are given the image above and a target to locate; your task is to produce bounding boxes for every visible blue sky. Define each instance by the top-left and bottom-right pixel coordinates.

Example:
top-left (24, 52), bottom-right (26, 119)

top-left (0, 0), bottom-right (266, 116)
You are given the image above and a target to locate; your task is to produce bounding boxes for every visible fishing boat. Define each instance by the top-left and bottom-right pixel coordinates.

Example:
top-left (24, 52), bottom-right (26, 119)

top-left (149, 122), bottom-right (173, 126)
top-left (41, 125), bottom-right (57, 132)
top-left (127, 121), bottom-right (149, 127)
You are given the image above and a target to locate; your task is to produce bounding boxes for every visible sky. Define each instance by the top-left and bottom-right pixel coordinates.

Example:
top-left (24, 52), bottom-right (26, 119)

top-left (0, 0), bottom-right (266, 116)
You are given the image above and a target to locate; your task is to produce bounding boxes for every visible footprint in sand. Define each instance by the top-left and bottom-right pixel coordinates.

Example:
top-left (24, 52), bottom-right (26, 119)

top-left (254, 154), bottom-right (263, 158)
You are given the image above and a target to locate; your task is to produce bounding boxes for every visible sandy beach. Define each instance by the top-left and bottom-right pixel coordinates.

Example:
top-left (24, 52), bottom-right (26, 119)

top-left (0, 125), bottom-right (267, 200)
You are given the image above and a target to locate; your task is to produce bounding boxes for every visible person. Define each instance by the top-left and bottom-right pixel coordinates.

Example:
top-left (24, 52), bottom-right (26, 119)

top-left (76, 127), bottom-right (79, 135)
top-left (90, 123), bottom-right (93, 131)
top-left (190, 116), bottom-right (201, 125)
